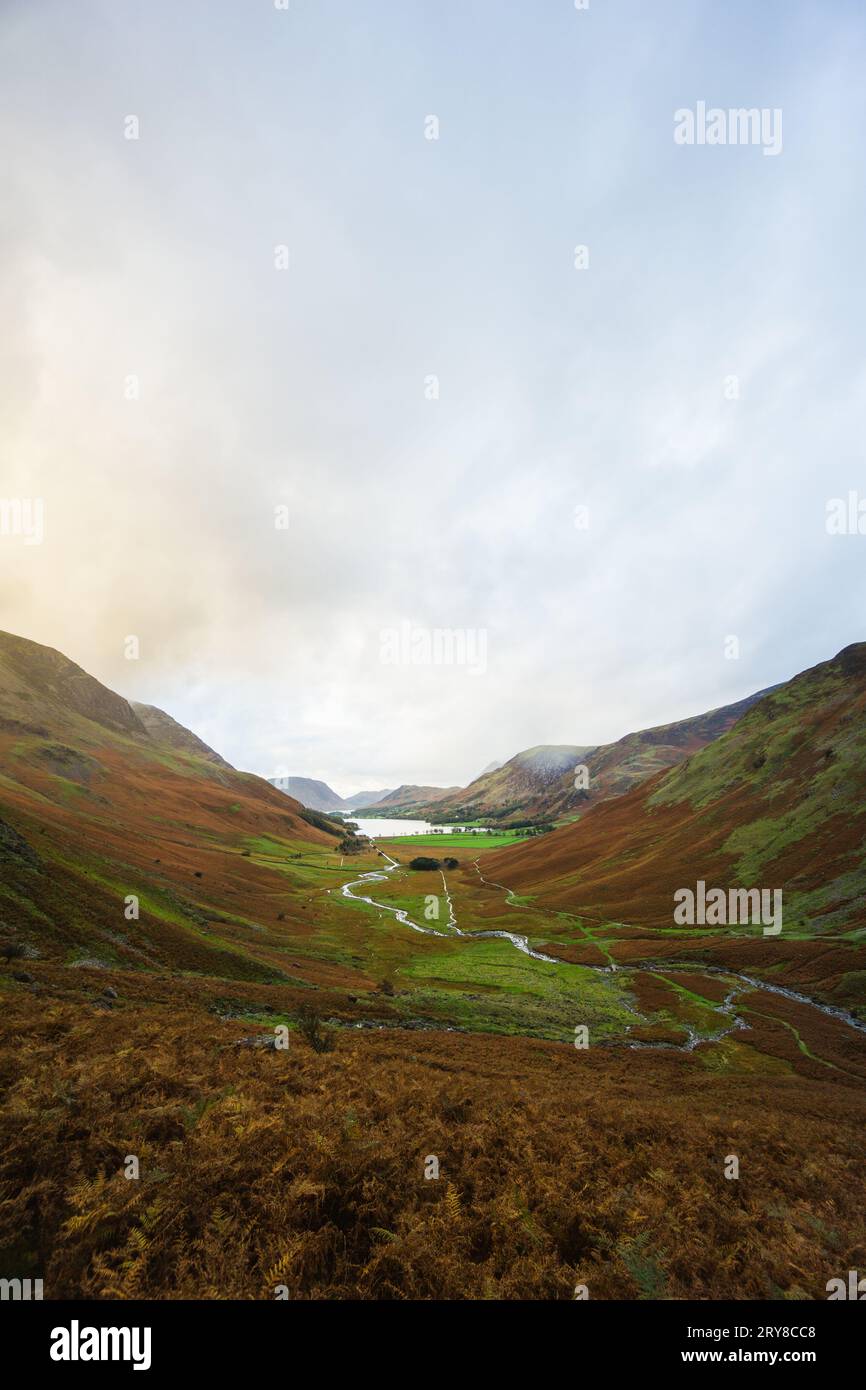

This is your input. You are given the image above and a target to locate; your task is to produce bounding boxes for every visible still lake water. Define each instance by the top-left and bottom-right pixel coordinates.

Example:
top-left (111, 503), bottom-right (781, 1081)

top-left (348, 817), bottom-right (491, 839)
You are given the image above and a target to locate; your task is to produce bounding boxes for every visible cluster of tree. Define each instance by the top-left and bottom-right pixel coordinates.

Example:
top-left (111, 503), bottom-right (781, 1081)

top-left (423, 814), bottom-right (558, 837)
top-left (409, 856), bottom-right (459, 871)
top-left (428, 825), bottom-right (490, 835)
top-left (335, 818), bottom-right (371, 857)
top-left (339, 836), bottom-right (367, 855)
top-left (298, 808), bottom-right (344, 837)
top-left (433, 805), bottom-right (555, 826)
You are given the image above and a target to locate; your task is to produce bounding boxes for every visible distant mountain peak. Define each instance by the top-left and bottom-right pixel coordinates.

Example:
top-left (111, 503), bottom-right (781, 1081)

top-left (510, 745), bottom-right (596, 776)
top-left (355, 784), bottom-right (461, 811)
top-left (342, 788), bottom-right (394, 810)
top-left (269, 776), bottom-right (347, 813)
top-left (481, 639), bottom-right (866, 938)
top-left (405, 689), bottom-right (779, 824)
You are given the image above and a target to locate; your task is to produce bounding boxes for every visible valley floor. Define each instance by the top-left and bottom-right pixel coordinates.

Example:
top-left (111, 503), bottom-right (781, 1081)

top-left (2, 830), bottom-right (866, 1299)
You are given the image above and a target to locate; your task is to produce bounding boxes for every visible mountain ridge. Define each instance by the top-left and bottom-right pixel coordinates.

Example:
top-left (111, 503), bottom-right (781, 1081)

top-left (268, 777), bottom-right (396, 813)
top-left (269, 775), bottom-right (347, 812)
top-left (0, 628), bottom-right (335, 985)
top-left (132, 701), bottom-right (233, 770)
top-left (411, 686), bottom-right (778, 824)
top-left (353, 783), bottom-right (462, 813)
top-left (479, 644), bottom-right (866, 945)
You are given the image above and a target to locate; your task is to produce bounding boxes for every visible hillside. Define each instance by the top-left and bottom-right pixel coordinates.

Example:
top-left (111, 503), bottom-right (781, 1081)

top-left (417, 689), bottom-right (774, 825)
top-left (0, 630), bottom-right (145, 736)
top-left (131, 702), bottom-right (232, 769)
top-left (269, 775), bottom-right (347, 812)
top-left (355, 783), bottom-right (461, 812)
top-left (428, 745), bottom-right (593, 822)
top-left (0, 630), bottom-right (338, 985)
top-left (6, 994), bottom-right (865, 1301)
top-left (265, 780), bottom-right (395, 812)
top-left (342, 788), bottom-right (394, 810)
top-left (571, 687), bottom-right (776, 812)
top-left (480, 644), bottom-right (866, 942)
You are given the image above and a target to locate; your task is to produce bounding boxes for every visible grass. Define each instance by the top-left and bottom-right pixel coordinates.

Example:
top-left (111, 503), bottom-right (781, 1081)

top-left (399, 937), bottom-right (636, 1040)
top-left (378, 831), bottom-right (528, 849)
top-left (723, 809), bottom-right (830, 883)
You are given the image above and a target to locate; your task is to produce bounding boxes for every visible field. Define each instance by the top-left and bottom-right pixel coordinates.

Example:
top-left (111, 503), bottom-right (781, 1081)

top-left (372, 830), bottom-right (531, 850)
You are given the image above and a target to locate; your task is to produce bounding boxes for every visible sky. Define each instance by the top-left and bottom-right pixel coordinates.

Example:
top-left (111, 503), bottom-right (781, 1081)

top-left (2, 0), bottom-right (866, 795)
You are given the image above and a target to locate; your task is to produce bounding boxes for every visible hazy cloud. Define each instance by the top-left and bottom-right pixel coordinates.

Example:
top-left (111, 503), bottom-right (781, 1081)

top-left (2, 0), bottom-right (865, 794)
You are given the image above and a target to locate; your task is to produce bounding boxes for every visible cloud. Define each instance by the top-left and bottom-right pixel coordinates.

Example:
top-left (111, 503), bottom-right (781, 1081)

top-left (1, 0), bottom-right (865, 790)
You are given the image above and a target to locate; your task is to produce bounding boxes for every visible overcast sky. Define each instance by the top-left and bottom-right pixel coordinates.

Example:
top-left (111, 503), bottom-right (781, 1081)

top-left (2, 0), bottom-right (865, 795)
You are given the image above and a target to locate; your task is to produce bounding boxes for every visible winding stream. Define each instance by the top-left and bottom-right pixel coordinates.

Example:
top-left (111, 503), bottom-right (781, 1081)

top-left (333, 850), bottom-right (866, 1050)
top-left (338, 852), bottom-right (560, 962)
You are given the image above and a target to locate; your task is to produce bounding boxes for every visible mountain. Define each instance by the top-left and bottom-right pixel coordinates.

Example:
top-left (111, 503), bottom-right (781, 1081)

top-left (430, 745), bottom-right (593, 822)
top-left (477, 760), bottom-right (503, 777)
top-left (415, 688), bottom-right (775, 825)
top-left (480, 644), bottom-right (866, 942)
top-left (264, 782), bottom-right (395, 813)
top-left (0, 629), bottom-right (146, 736)
top-left (131, 702), bottom-right (232, 769)
top-left (342, 788), bottom-right (394, 810)
top-left (354, 783), bottom-right (461, 813)
top-left (269, 775), bottom-right (347, 812)
top-left (573, 686), bottom-right (780, 806)
top-left (0, 630), bottom-right (336, 981)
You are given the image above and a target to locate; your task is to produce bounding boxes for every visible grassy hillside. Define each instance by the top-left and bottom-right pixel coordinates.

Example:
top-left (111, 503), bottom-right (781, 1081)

top-left (481, 645), bottom-right (866, 920)
top-left (2, 992), bottom-right (863, 1300)
top-left (478, 644), bottom-right (866, 1014)
top-left (0, 630), bottom-right (341, 986)
top-left (415, 690), bottom-right (773, 826)
top-left (355, 784), bottom-right (461, 812)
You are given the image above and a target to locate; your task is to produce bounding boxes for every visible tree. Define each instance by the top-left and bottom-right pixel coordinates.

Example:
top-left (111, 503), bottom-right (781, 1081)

top-left (295, 1005), bottom-right (334, 1054)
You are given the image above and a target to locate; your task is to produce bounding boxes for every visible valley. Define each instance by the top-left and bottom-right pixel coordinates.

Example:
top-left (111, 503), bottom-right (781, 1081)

top-left (332, 838), bottom-right (866, 1068)
top-left (1, 630), bottom-right (865, 1300)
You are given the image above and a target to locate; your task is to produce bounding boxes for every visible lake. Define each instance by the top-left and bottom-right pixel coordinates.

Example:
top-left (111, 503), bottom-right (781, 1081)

top-left (348, 817), bottom-right (492, 839)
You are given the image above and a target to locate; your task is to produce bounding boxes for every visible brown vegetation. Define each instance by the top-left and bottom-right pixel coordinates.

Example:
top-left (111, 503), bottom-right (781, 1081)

top-left (1, 991), bottom-right (864, 1301)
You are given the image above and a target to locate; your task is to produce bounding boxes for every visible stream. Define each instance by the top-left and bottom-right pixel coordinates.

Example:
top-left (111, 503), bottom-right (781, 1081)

top-left (333, 850), bottom-right (866, 1049)
top-left (338, 852), bottom-right (560, 961)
